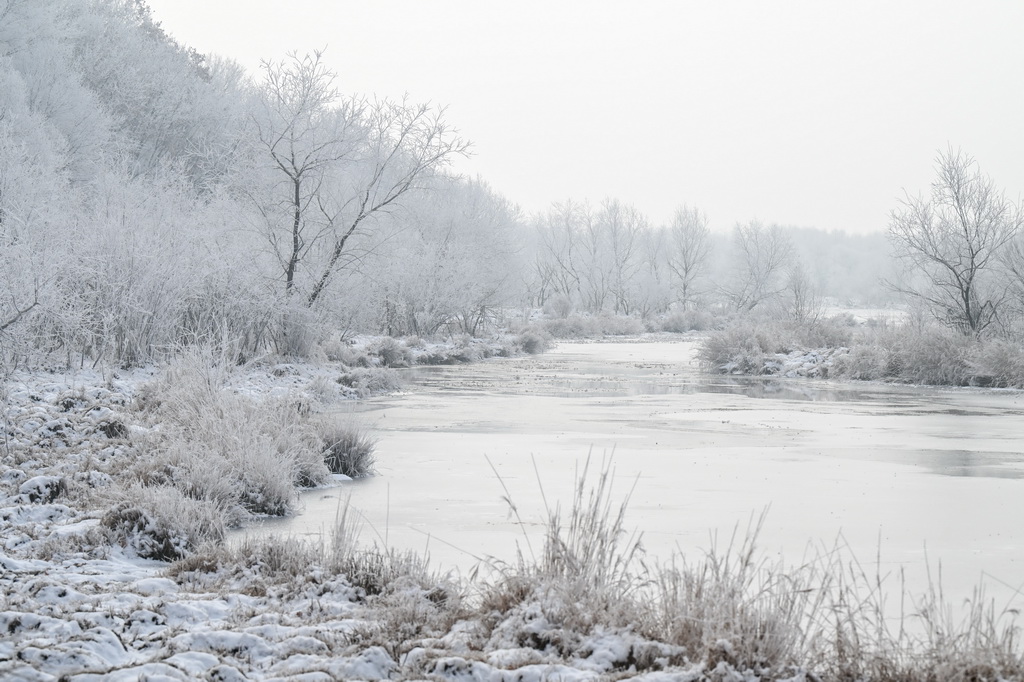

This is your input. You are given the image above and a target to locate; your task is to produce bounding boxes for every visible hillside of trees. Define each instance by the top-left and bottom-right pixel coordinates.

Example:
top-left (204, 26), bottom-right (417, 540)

top-left (0, 0), bottom-right (922, 376)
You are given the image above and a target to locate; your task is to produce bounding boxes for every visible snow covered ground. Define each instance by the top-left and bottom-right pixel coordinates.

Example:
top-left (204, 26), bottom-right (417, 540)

top-left (2, 343), bottom-right (800, 681)
top-left (1, 542), bottom-right (749, 680)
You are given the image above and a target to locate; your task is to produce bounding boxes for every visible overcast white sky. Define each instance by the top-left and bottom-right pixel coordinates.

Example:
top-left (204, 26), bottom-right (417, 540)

top-left (145, 0), bottom-right (1024, 235)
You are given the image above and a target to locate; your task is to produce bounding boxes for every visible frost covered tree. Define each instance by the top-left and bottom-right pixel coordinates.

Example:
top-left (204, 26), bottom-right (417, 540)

top-left (371, 178), bottom-right (523, 336)
top-left (531, 199), bottom-right (662, 316)
top-left (721, 220), bottom-right (793, 311)
top-left (67, 0), bottom-right (248, 186)
top-left (627, 227), bottom-right (672, 319)
top-left (601, 200), bottom-right (646, 315)
top-left (782, 259), bottom-right (823, 324)
top-left (888, 148), bottom-right (1023, 335)
top-left (666, 205), bottom-right (711, 309)
top-left (253, 50), bottom-right (469, 307)
top-left (534, 201), bottom-right (586, 310)
top-left (575, 204), bottom-right (612, 313)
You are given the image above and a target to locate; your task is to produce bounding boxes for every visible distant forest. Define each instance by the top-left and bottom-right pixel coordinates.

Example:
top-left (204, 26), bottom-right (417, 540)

top-left (3, 0), bottom-right (901, 370)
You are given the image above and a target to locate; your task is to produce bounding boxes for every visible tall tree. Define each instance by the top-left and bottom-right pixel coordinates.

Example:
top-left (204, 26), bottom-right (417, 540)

top-left (888, 148), bottom-right (1023, 334)
top-left (600, 199), bottom-right (646, 315)
top-left (535, 200), bottom-right (585, 307)
top-left (722, 220), bottom-right (793, 311)
top-left (666, 205), bottom-right (711, 309)
top-left (254, 50), bottom-right (469, 307)
top-left (254, 50), bottom-right (359, 296)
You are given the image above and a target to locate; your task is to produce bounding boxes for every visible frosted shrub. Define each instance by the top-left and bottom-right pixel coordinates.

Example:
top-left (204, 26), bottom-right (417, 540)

top-left (129, 350), bottom-right (334, 530)
top-left (233, 439), bottom-right (298, 516)
top-left (698, 319), bottom-right (789, 373)
top-left (700, 316), bottom-right (857, 376)
top-left (175, 272), bottom-right (279, 363)
top-left (371, 337), bottom-right (412, 368)
top-left (322, 340), bottom-right (371, 367)
top-left (704, 312), bottom-right (1024, 388)
top-left (969, 338), bottom-right (1024, 387)
top-left (538, 312), bottom-right (646, 339)
top-left (831, 344), bottom-right (888, 380)
top-left (542, 294), bottom-right (574, 319)
top-left (794, 317), bottom-right (855, 348)
top-left (102, 485), bottom-right (226, 561)
top-left (337, 368), bottom-right (403, 397)
top-left (831, 325), bottom-right (978, 386)
top-left (273, 305), bottom-right (326, 358)
top-left (884, 327), bottom-right (972, 385)
top-left (128, 444), bottom-right (247, 527)
top-left (317, 420), bottom-right (376, 478)
top-left (660, 308), bottom-right (714, 333)
top-left (401, 335), bottom-right (424, 349)
top-left (516, 328), bottom-right (551, 355)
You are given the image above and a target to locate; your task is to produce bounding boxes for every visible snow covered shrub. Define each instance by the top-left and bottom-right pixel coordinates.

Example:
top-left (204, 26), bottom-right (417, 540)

top-left (321, 337), bottom-right (362, 365)
top-left (700, 316), bottom-right (855, 376)
top-left (660, 308), bottom-right (714, 333)
top-left (831, 344), bottom-right (888, 381)
top-left (516, 328), bottom-right (551, 355)
top-left (128, 444), bottom-right (245, 525)
top-left (537, 313), bottom-right (645, 339)
top-left (102, 485), bottom-right (225, 561)
top-left (698, 321), bottom-right (779, 373)
top-left (792, 317), bottom-right (855, 348)
top-left (543, 294), bottom-right (574, 319)
top-left (130, 350), bottom-right (333, 523)
top-left (306, 373), bottom-right (342, 404)
top-left (883, 326), bottom-right (974, 385)
top-left (449, 334), bottom-right (484, 362)
top-left (273, 304), bottom-right (325, 359)
top-left (371, 337), bottom-right (412, 368)
top-left (336, 368), bottom-right (403, 397)
top-left (317, 420), bottom-right (376, 478)
top-left (969, 338), bottom-right (1024, 387)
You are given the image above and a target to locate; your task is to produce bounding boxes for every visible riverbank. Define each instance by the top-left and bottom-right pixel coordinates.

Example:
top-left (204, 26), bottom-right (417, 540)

top-left (3, 337), bottom-right (1023, 680)
top-left (698, 315), bottom-right (1024, 387)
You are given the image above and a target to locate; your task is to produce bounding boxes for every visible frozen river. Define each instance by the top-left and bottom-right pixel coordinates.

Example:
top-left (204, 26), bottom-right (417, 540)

top-left (252, 338), bottom-right (1024, 610)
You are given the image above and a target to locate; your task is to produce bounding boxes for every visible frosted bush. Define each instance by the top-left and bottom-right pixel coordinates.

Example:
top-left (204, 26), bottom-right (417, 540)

top-left (370, 337), bottom-right (412, 368)
top-left (102, 485), bottom-right (225, 561)
top-left (317, 420), bottom-right (376, 478)
top-left (660, 309), bottom-right (714, 333)
top-left (969, 339), bottom-right (1024, 387)
top-left (127, 351), bottom-right (335, 532)
top-left (337, 368), bottom-right (403, 397)
top-left (516, 329), bottom-right (551, 355)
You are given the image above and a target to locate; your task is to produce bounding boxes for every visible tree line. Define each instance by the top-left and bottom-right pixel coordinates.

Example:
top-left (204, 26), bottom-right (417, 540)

top-left (2, 0), bottom-right (1019, 375)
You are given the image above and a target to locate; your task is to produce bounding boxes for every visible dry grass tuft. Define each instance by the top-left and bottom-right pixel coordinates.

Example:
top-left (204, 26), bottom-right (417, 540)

top-left (316, 420), bottom-right (376, 478)
top-left (102, 485), bottom-right (227, 561)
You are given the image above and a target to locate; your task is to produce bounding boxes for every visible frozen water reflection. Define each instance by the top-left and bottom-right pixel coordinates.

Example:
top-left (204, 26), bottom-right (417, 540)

top-left (251, 339), bottom-right (1024, 610)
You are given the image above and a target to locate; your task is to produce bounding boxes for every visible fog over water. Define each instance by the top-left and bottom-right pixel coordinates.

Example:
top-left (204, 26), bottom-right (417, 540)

top-left (249, 339), bottom-right (1024, 613)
